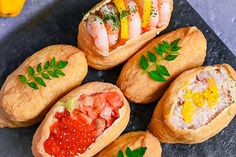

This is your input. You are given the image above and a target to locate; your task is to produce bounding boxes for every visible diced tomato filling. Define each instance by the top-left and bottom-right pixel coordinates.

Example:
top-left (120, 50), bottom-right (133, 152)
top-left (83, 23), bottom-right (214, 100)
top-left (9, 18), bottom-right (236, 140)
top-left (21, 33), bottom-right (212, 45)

top-left (44, 92), bottom-right (124, 157)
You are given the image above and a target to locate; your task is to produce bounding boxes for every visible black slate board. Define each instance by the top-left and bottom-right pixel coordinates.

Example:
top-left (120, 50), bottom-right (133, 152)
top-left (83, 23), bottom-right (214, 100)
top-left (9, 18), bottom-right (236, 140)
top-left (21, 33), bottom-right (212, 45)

top-left (0, 0), bottom-right (236, 157)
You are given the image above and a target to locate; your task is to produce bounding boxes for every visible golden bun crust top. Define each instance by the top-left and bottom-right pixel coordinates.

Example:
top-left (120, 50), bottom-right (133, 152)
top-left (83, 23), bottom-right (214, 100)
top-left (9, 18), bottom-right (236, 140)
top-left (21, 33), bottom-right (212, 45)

top-left (78, 0), bottom-right (174, 70)
top-left (96, 131), bottom-right (162, 157)
top-left (117, 26), bottom-right (207, 104)
top-left (149, 64), bottom-right (236, 144)
top-left (168, 64), bottom-right (236, 129)
top-left (0, 45), bottom-right (88, 128)
top-left (32, 82), bottom-right (130, 157)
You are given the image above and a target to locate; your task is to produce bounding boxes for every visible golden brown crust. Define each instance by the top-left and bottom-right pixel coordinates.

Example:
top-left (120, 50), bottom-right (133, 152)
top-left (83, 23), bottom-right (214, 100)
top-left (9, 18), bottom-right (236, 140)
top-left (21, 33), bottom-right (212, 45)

top-left (77, 0), bottom-right (173, 70)
top-left (96, 131), bottom-right (161, 157)
top-left (117, 26), bottom-right (207, 104)
top-left (32, 82), bottom-right (130, 157)
top-left (149, 64), bottom-right (236, 144)
top-left (0, 45), bottom-right (88, 128)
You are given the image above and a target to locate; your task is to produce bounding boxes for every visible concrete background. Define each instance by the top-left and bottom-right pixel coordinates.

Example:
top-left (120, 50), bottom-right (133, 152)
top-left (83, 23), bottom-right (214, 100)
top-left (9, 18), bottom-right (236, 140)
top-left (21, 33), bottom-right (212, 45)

top-left (0, 0), bottom-right (236, 55)
top-left (188, 0), bottom-right (236, 56)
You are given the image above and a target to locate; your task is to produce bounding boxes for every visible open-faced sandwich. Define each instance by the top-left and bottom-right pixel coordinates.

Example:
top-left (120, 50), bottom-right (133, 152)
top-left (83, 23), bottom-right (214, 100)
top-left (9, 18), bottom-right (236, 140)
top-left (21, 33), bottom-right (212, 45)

top-left (96, 131), bottom-right (161, 157)
top-left (149, 64), bottom-right (236, 144)
top-left (32, 82), bottom-right (130, 157)
top-left (78, 0), bottom-right (173, 70)
top-left (117, 26), bottom-right (207, 104)
top-left (0, 45), bottom-right (88, 128)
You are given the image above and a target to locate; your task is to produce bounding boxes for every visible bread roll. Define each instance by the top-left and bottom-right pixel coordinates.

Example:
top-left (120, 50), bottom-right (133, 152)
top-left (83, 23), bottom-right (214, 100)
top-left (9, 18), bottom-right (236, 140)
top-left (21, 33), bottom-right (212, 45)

top-left (117, 27), bottom-right (207, 104)
top-left (32, 82), bottom-right (130, 157)
top-left (96, 131), bottom-right (161, 157)
top-left (149, 64), bottom-right (236, 144)
top-left (78, 0), bottom-right (173, 70)
top-left (0, 45), bottom-right (88, 128)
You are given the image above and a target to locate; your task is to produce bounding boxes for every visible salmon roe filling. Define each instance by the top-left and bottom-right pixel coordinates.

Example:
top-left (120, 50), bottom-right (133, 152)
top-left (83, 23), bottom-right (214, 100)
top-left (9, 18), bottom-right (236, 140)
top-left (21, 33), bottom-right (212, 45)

top-left (44, 92), bottom-right (124, 157)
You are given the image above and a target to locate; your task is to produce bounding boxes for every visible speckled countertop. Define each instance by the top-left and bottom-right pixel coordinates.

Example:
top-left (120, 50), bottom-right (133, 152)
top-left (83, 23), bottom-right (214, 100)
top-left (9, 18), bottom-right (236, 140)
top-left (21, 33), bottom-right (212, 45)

top-left (0, 0), bottom-right (235, 55)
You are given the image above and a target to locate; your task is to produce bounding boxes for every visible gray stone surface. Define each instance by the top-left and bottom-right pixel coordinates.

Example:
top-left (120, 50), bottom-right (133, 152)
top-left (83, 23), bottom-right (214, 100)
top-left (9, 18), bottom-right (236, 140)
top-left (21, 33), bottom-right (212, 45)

top-left (0, 0), bottom-right (59, 43)
top-left (0, 0), bottom-right (235, 157)
top-left (187, 0), bottom-right (236, 56)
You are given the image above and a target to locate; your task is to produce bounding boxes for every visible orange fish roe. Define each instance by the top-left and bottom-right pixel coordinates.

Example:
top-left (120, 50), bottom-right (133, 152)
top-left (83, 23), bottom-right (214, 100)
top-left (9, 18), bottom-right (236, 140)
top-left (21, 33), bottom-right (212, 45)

top-left (44, 110), bottom-right (96, 156)
top-left (44, 92), bottom-right (124, 157)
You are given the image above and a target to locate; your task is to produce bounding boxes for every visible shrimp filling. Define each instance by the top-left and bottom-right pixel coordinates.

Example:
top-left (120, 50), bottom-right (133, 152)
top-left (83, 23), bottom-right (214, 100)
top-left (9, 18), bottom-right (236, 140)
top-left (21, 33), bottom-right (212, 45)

top-left (170, 67), bottom-right (236, 129)
top-left (86, 0), bottom-right (171, 52)
top-left (44, 92), bottom-right (124, 157)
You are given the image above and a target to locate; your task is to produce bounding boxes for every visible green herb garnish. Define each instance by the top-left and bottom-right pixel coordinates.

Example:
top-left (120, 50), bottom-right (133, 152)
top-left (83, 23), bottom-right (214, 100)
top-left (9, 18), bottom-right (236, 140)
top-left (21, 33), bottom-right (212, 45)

top-left (127, 6), bottom-right (138, 14)
top-left (18, 57), bottom-right (68, 90)
top-left (120, 10), bottom-right (128, 19)
top-left (139, 38), bottom-right (181, 82)
top-left (103, 13), bottom-right (120, 31)
top-left (118, 147), bottom-right (147, 157)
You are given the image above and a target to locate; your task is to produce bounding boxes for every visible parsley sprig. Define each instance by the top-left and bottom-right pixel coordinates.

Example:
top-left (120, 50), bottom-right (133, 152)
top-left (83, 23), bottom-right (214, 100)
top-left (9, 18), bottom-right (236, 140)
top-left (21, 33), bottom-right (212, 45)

top-left (18, 57), bottom-right (68, 90)
top-left (118, 147), bottom-right (147, 157)
top-left (140, 38), bottom-right (181, 82)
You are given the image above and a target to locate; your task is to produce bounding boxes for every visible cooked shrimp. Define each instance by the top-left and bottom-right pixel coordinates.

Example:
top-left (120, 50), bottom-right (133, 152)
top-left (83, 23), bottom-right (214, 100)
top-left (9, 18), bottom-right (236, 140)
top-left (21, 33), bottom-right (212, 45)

top-left (149, 0), bottom-right (159, 29)
top-left (126, 0), bottom-right (142, 39)
top-left (86, 15), bottom-right (109, 53)
top-left (158, 0), bottom-right (171, 27)
top-left (100, 5), bottom-right (120, 47)
top-left (134, 0), bottom-right (159, 30)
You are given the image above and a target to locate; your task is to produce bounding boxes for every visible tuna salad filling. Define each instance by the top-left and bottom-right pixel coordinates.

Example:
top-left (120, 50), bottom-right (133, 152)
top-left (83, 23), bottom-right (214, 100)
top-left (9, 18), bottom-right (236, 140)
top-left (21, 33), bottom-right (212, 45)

top-left (170, 66), bottom-right (236, 129)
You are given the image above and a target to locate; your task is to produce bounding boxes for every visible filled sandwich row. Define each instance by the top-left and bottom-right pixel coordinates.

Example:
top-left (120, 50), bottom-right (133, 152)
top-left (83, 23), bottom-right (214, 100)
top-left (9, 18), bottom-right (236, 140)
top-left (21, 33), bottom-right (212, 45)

top-left (0, 0), bottom-right (235, 157)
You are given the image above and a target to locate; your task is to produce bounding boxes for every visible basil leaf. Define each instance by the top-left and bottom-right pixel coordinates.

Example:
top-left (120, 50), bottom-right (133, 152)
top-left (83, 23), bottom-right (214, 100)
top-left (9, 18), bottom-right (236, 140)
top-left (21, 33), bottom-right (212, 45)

top-left (56, 61), bottom-right (68, 69)
top-left (139, 39), bottom-right (181, 83)
top-left (132, 147), bottom-right (147, 157)
top-left (48, 71), bottom-right (59, 78)
top-left (50, 57), bottom-right (56, 67)
top-left (28, 66), bottom-right (35, 76)
top-left (117, 150), bottom-right (124, 157)
top-left (55, 70), bottom-right (65, 76)
top-left (126, 147), bottom-right (132, 156)
top-left (35, 77), bottom-right (46, 87)
top-left (44, 61), bottom-right (49, 70)
top-left (18, 75), bottom-right (27, 84)
top-left (37, 64), bottom-right (42, 73)
top-left (27, 82), bottom-right (39, 90)
top-left (19, 58), bottom-right (68, 90)
top-left (153, 46), bottom-right (163, 56)
top-left (41, 73), bottom-right (50, 80)
top-left (165, 55), bottom-right (178, 61)
top-left (157, 65), bottom-right (170, 76)
top-left (140, 55), bottom-right (149, 70)
top-left (158, 43), bottom-right (167, 53)
top-left (162, 41), bottom-right (170, 49)
top-left (171, 46), bottom-right (181, 52)
top-left (147, 50), bottom-right (157, 62)
top-left (170, 38), bottom-right (181, 48)
top-left (148, 70), bottom-right (166, 82)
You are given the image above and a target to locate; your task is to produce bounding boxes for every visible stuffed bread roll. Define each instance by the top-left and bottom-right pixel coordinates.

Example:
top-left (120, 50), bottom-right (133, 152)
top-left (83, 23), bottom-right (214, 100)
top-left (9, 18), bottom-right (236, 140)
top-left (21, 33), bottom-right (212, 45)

top-left (149, 64), bottom-right (236, 144)
top-left (32, 82), bottom-right (130, 157)
top-left (0, 45), bottom-right (88, 128)
top-left (78, 0), bottom-right (173, 70)
top-left (117, 26), bottom-right (207, 104)
top-left (96, 131), bottom-right (161, 157)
